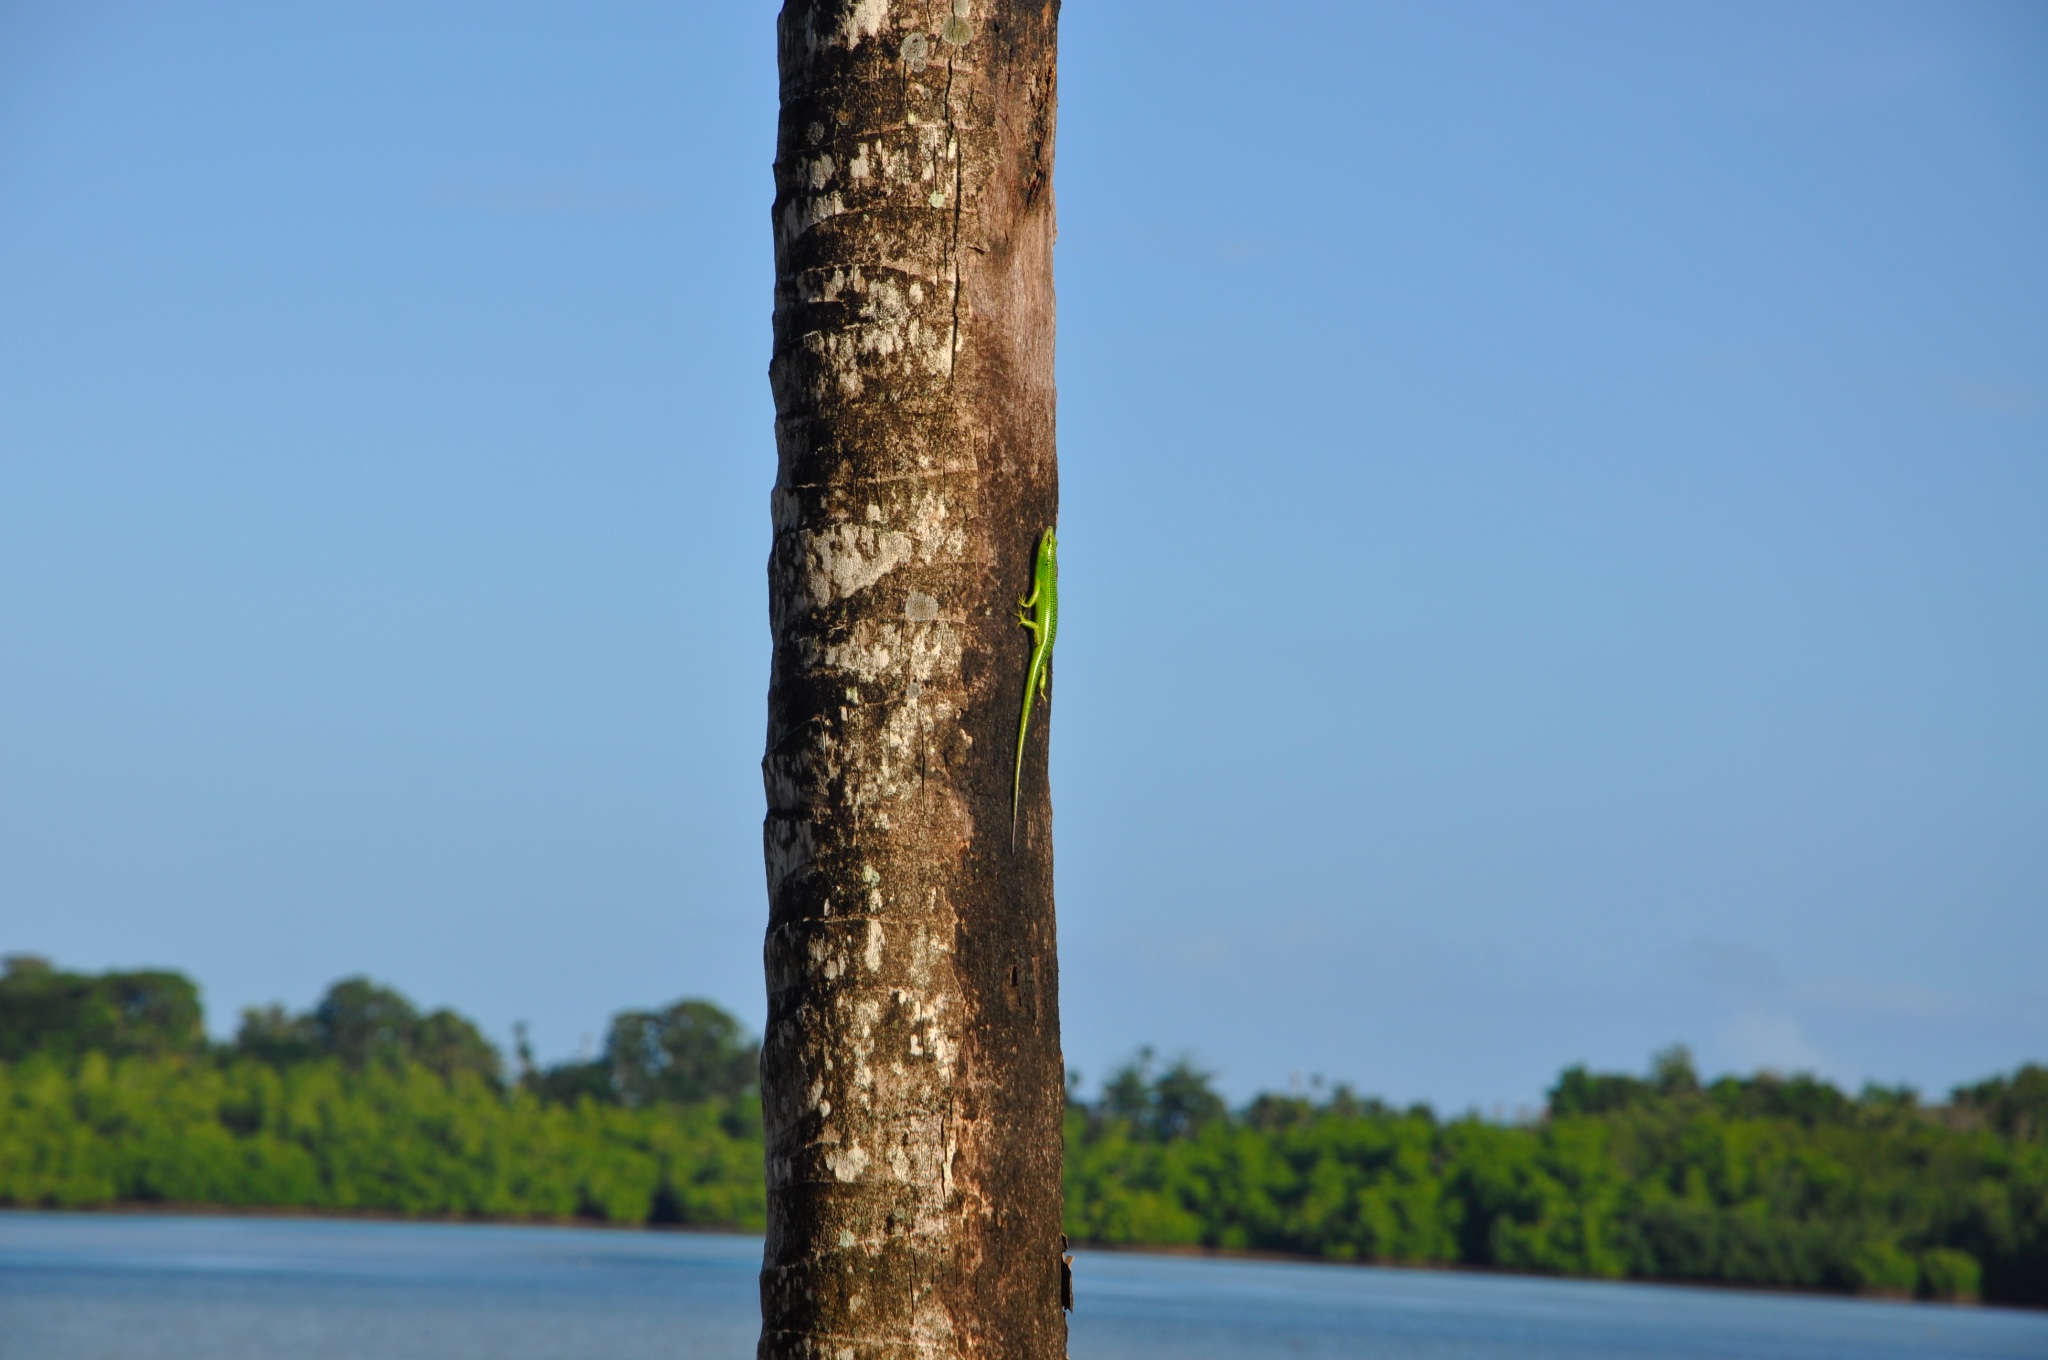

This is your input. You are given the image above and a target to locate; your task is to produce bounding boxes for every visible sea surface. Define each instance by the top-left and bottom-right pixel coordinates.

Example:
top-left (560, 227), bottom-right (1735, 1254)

top-left (1, 1211), bottom-right (2043, 1360)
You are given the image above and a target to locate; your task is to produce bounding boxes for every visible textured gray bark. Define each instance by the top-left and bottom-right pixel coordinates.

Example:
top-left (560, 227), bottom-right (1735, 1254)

top-left (760, 3), bottom-right (1063, 1360)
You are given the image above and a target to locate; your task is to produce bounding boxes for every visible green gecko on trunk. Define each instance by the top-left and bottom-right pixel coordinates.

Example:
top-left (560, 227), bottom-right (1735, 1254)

top-left (1012, 526), bottom-right (1058, 848)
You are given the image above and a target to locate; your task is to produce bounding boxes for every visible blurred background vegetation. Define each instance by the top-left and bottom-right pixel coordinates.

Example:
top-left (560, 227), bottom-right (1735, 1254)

top-left (2, 957), bottom-right (2041, 1306)
top-left (0, 955), bottom-right (763, 1228)
top-left (1066, 1047), bottom-right (2046, 1308)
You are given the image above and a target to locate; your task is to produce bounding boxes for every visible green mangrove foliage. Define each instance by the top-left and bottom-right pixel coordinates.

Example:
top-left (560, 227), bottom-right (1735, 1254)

top-left (1063, 1048), bottom-right (2048, 1307)
top-left (4, 958), bottom-right (2044, 1307)
top-left (0, 957), bottom-right (763, 1229)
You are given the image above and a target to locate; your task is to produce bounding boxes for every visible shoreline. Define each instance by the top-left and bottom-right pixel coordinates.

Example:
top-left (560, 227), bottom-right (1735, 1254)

top-left (1, 1202), bottom-right (2016, 1311)
top-left (0, 1200), bottom-right (754, 1235)
top-left (1074, 1238), bottom-right (2002, 1308)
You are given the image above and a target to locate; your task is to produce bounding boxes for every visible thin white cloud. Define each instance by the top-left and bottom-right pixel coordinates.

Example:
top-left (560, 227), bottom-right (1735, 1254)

top-left (1721, 1009), bottom-right (1828, 1074)
top-left (1794, 976), bottom-right (1979, 1021)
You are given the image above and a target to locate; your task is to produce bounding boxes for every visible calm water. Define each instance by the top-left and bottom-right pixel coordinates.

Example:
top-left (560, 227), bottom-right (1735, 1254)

top-left (1, 1212), bottom-right (2043, 1360)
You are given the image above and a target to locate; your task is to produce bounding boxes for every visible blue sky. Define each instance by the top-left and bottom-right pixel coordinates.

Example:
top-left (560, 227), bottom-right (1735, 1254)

top-left (1, 1), bottom-right (2042, 1109)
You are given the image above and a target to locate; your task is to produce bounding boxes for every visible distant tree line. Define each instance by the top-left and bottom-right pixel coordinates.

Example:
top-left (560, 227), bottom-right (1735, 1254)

top-left (1064, 1046), bottom-right (2048, 1307)
top-left (3, 957), bottom-right (2044, 1307)
top-left (0, 954), bottom-right (760, 1109)
top-left (0, 955), bottom-right (763, 1227)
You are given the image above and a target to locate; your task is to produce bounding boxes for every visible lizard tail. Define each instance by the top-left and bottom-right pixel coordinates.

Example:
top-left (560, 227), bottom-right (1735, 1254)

top-left (1012, 692), bottom-right (1032, 850)
top-left (1011, 732), bottom-right (1024, 850)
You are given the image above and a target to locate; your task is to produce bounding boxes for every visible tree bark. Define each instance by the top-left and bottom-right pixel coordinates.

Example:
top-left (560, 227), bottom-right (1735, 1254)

top-left (760, 4), bottom-right (1062, 1360)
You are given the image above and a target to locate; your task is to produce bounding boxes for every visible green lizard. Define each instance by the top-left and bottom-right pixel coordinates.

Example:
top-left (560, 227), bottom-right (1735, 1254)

top-left (1012, 526), bottom-right (1058, 848)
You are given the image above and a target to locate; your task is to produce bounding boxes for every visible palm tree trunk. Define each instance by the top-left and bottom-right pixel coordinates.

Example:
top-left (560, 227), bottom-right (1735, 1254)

top-left (761, 4), bottom-right (1063, 1359)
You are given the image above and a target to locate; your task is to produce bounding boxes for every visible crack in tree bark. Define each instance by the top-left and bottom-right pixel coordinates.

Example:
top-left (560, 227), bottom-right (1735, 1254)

top-left (944, 56), bottom-right (964, 378)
